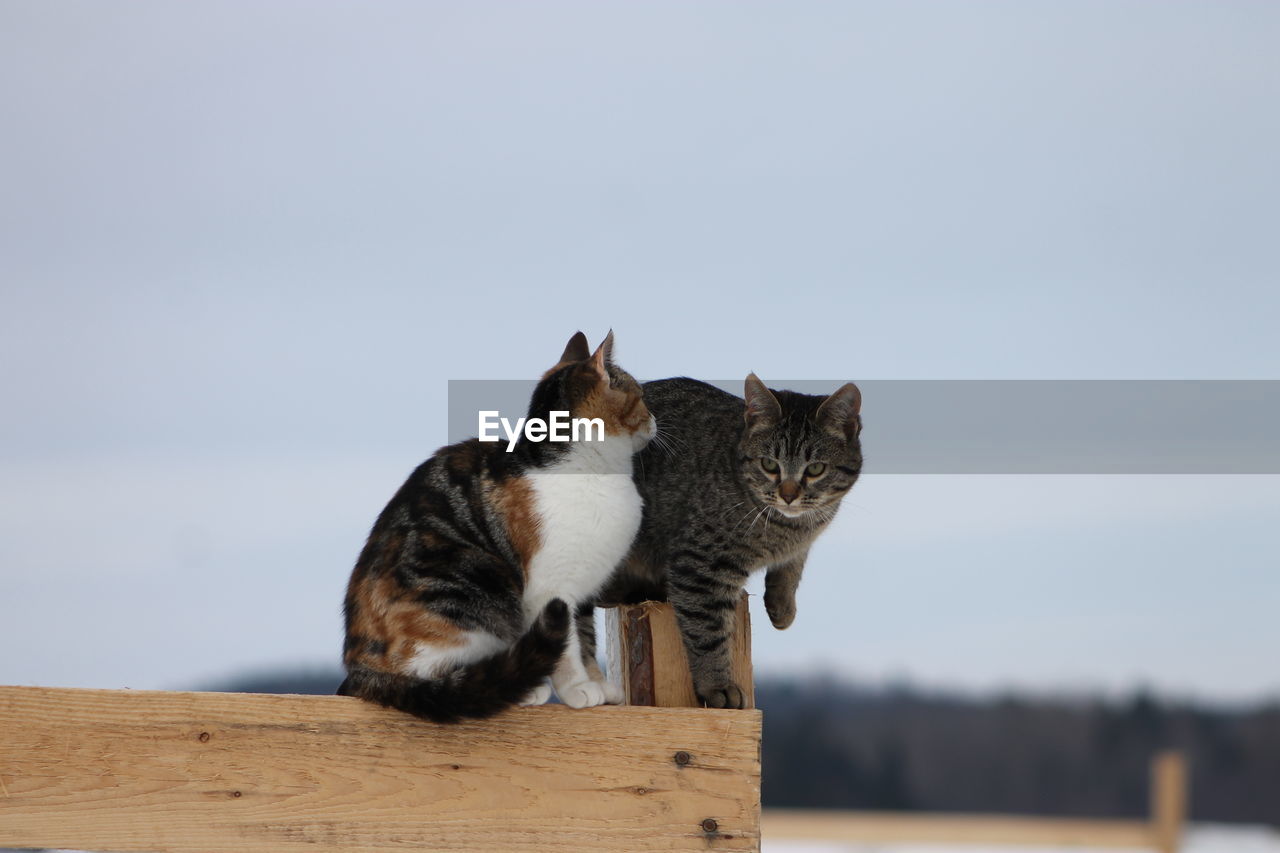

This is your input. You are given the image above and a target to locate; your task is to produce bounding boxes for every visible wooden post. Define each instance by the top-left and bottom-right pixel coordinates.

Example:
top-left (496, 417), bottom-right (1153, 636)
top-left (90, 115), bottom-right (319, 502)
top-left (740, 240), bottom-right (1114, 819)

top-left (604, 592), bottom-right (754, 709)
top-left (1151, 750), bottom-right (1188, 853)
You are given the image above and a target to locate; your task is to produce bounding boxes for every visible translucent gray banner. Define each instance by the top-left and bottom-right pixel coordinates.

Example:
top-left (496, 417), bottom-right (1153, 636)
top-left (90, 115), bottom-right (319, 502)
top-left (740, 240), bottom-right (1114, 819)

top-left (447, 380), bottom-right (1280, 474)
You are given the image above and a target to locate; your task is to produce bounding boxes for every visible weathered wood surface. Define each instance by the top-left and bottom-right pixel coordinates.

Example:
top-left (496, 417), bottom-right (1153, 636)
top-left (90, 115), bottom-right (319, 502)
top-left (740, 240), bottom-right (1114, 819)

top-left (0, 685), bottom-right (762, 853)
top-left (605, 595), bottom-right (754, 708)
top-left (762, 810), bottom-right (1158, 848)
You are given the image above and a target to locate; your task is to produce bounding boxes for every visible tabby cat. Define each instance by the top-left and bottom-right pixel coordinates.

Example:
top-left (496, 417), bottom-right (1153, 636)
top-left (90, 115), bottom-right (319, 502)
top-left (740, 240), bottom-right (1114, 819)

top-left (339, 332), bottom-right (654, 722)
top-left (588, 375), bottom-right (862, 708)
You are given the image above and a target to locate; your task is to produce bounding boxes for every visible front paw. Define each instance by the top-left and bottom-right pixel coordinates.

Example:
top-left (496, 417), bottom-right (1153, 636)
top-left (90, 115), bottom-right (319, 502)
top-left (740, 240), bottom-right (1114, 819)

top-left (697, 681), bottom-right (747, 710)
top-left (764, 588), bottom-right (796, 630)
top-left (519, 682), bottom-right (553, 706)
top-left (556, 679), bottom-right (622, 709)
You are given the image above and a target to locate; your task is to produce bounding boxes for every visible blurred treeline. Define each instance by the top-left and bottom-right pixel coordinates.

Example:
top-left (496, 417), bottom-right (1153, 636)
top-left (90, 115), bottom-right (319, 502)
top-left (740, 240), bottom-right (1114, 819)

top-left (759, 679), bottom-right (1280, 824)
top-left (211, 671), bottom-right (1280, 825)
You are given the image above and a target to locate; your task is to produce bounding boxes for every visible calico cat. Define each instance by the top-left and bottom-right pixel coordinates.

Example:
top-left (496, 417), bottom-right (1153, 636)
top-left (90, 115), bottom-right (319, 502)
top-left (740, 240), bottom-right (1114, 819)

top-left (588, 375), bottom-right (862, 709)
top-left (339, 331), bottom-right (654, 722)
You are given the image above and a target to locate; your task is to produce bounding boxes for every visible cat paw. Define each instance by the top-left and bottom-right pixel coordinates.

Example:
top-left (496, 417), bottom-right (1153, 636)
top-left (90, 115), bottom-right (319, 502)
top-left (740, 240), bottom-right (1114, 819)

top-left (698, 682), bottom-right (747, 710)
top-left (520, 683), bottom-right (553, 706)
top-left (764, 589), bottom-right (796, 630)
top-left (556, 679), bottom-right (612, 709)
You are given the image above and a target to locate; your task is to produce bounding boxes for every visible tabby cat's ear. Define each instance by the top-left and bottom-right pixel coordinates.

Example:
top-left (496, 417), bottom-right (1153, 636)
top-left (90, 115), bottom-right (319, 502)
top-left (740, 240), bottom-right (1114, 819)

top-left (816, 382), bottom-right (862, 440)
top-left (560, 331), bottom-right (591, 364)
top-left (744, 373), bottom-right (782, 431)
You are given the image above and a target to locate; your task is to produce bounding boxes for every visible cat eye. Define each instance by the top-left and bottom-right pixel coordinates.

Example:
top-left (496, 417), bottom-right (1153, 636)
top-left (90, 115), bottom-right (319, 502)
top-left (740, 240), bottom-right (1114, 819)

top-left (760, 457), bottom-right (780, 473)
top-left (805, 462), bottom-right (827, 478)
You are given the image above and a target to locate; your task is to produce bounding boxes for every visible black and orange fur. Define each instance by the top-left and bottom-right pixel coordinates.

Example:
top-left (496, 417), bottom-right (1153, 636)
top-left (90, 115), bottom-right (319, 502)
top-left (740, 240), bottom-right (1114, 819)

top-left (338, 332), bottom-right (648, 722)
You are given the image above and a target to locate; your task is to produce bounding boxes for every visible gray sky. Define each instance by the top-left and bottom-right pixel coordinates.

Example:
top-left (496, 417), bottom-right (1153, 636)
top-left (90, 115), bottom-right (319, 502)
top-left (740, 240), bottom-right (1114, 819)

top-left (2, 1), bottom-right (1277, 703)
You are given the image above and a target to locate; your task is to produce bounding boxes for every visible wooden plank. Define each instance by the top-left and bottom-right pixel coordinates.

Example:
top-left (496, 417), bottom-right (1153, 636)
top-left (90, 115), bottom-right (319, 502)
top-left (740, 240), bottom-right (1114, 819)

top-left (604, 595), bottom-right (754, 709)
top-left (0, 685), bottom-right (761, 853)
top-left (1152, 750), bottom-right (1189, 853)
top-left (762, 810), bottom-right (1158, 848)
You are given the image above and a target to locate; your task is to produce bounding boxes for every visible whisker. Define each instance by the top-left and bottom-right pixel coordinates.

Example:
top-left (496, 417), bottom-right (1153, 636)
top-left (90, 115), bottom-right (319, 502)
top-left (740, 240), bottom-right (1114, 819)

top-left (746, 504), bottom-right (772, 535)
top-left (650, 419), bottom-right (689, 455)
top-left (715, 499), bottom-right (748, 521)
top-left (730, 503), bottom-right (767, 534)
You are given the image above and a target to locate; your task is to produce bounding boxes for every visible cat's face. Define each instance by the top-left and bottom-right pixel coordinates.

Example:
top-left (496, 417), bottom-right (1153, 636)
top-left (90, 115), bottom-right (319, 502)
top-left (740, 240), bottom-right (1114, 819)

top-left (550, 331), bottom-right (655, 451)
top-left (738, 375), bottom-right (861, 520)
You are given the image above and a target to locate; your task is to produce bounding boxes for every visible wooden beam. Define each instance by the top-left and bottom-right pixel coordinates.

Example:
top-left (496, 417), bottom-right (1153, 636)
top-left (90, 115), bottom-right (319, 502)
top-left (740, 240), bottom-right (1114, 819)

top-left (763, 751), bottom-right (1188, 851)
top-left (604, 595), bottom-right (754, 709)
top-left (762, 810), bottom-right (1158, 848)
top-left (599, 597), bottom-right (1188, 851)
top-left (0, 685), bottom-right (761, 853)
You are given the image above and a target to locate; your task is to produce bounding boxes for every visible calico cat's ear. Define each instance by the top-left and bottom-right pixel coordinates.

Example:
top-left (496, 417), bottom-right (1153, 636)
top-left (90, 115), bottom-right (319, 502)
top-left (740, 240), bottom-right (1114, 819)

top-left (816, 382), bottom-right (862, 440)
top-left (587, 330), bottom-right (614, 374)
top-left (744, 373), bottom-right (782, 431)
top-left (588, 334), bottom-right (610, 376)
top-left (599, 329), bottom-right (615, 364)
top-left (560, 331), bottom-right (591, 364)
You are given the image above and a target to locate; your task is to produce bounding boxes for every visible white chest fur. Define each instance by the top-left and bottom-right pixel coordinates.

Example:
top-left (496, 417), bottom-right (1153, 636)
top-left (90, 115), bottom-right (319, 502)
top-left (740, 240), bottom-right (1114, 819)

top-left (521, 435), bottom-right (643, 624)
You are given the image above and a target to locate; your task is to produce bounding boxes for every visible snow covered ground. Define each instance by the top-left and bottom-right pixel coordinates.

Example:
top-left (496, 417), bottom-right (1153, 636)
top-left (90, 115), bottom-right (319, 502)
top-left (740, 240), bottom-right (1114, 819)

top-left (764, 824), bottom-right (1280, 853)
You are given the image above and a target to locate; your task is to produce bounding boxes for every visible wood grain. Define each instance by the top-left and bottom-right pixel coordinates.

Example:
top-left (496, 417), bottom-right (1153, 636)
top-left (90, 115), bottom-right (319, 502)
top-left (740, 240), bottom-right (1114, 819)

top-left (0, 685), bottom-right (762, 853)
top-left (604, 595), bottom-right (754, 709)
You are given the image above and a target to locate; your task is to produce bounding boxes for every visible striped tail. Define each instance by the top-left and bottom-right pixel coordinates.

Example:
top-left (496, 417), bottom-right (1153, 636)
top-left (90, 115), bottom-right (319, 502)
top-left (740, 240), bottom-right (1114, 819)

top-left (336, 598), bottom-right (570, 724)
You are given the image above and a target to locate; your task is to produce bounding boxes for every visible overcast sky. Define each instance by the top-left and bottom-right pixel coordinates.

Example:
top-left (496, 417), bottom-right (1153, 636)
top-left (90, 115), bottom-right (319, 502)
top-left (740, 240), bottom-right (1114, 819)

top-left (2, 1), bottom-right (1277, 703)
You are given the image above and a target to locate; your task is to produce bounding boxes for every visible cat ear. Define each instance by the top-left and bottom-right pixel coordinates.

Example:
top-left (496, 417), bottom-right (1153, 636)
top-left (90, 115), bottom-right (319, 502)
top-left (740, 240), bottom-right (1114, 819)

top-left (816, 382), bottom-right (862, 440)
top-left (560, 331), bottom-right (591, 363)
top-left (597, 329), bottom-right (615, 365)
top-left (744, 373), bottom-right (782, 431)
top-left (588, 332), bottom-right (611, 376)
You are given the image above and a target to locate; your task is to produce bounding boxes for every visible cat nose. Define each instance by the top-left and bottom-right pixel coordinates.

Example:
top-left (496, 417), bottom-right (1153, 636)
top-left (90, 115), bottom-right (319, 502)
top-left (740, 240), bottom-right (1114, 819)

top-left (778, 481), bottom-right (800, 504)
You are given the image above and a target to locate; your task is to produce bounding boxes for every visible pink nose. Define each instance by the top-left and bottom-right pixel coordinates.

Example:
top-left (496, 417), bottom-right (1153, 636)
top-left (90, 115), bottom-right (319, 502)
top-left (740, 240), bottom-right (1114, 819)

top-left (779, 481), bottom-right (800, 504)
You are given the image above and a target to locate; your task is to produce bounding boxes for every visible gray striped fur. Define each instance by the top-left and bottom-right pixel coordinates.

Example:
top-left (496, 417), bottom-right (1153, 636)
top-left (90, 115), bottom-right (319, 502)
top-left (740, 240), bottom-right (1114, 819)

top-left (592, 375), bottom-right (862, 708)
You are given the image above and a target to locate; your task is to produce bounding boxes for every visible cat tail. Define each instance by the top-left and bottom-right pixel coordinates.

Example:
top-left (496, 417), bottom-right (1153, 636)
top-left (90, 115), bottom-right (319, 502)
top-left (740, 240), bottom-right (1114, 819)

top-left (335, 598), bottom-right (570, 724)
